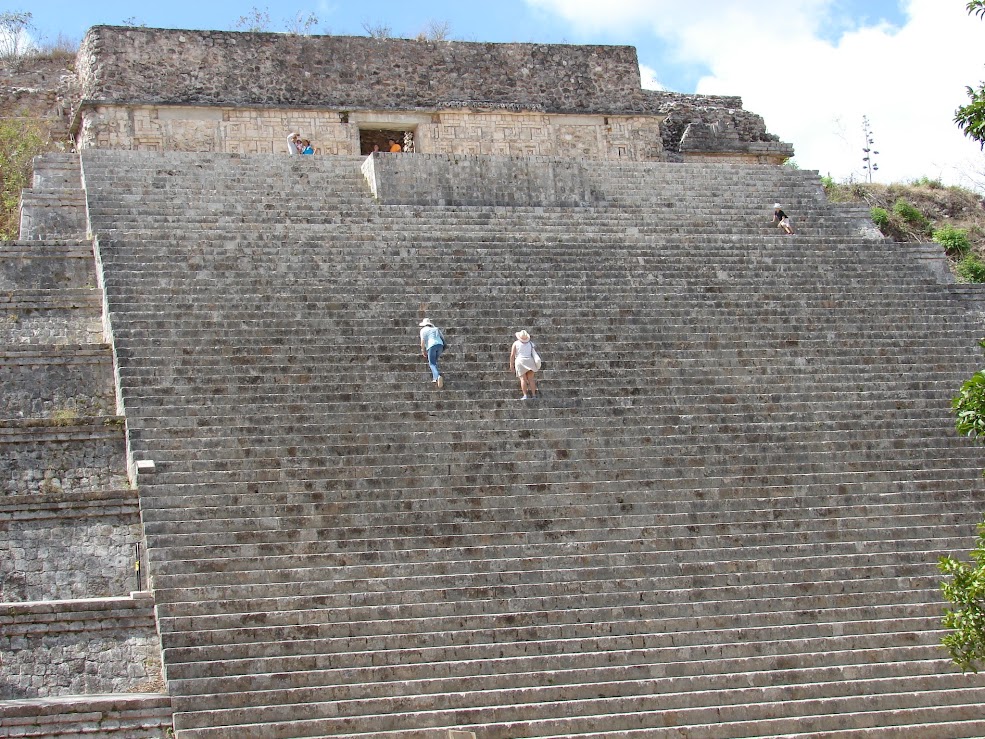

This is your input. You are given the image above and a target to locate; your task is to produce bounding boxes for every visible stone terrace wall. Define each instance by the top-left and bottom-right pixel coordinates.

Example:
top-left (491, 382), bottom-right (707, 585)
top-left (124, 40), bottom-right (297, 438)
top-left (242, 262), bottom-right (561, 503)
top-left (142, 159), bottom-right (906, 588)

top-left (0, 594), bottom-right (163, 699)
top-left (77, 26), bottom-right (646, 114)
top-left (0, 490), bottom-right (141, 602)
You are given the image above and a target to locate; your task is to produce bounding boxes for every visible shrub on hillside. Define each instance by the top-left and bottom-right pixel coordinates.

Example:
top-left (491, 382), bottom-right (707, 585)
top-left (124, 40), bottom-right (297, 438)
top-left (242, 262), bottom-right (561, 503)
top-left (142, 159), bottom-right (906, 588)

top-left (0, 114), bottom-right (52, 239)
top-left (912, 176), bottom-right (944, 189)
top-left (893, 198), bottom-right (931, 232)
top-left (870, 206), bottom-right (891, 233)
top-left (934, 225), bottom-right (973, 256)
top-left (957, 254), bottom-right (985, 283)
top-left (940, 517), bottom-right (985, 672)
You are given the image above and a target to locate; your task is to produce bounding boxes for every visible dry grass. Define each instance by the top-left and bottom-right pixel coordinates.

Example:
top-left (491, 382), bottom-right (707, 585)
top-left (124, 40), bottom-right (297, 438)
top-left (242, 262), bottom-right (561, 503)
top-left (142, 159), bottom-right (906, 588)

top-left (824, 179), bottom-right (985, 256)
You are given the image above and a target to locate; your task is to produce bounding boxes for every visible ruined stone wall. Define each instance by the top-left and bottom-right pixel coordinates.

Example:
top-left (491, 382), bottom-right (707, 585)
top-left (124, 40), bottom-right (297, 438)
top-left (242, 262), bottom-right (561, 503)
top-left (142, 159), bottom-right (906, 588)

top-left (77, 27), bottom-right (645, 114)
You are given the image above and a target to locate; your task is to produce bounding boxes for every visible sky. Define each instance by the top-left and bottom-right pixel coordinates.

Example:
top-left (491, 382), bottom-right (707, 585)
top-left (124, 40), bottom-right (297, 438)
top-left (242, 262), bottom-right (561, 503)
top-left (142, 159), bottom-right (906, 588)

top-left (14, 0), bottom-right (985, 190)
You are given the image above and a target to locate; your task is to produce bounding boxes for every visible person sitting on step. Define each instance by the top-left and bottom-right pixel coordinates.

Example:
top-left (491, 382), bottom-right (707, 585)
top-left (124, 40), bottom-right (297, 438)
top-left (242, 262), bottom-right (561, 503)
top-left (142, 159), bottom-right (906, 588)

top-left (772, 202), bottom-right (794, 234)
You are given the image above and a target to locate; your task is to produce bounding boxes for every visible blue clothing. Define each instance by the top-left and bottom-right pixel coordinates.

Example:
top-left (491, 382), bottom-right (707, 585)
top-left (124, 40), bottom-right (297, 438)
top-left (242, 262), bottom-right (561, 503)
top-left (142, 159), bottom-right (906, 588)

top-left (420, 325), bottom-right (445, 381)
top-left (427, 344), bottom-right (445, 382)
top-left (420, 326), bottom-right (444, 350)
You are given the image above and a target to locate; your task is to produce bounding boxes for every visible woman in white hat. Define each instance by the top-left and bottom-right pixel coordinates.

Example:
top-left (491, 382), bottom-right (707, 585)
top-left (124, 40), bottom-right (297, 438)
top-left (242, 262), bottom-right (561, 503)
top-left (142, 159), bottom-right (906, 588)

top-left (508, 329), bottom-right (541, 400)
top-left (772, 202), bottom-right (794, 234)
top-left (419, 318), bottom-right (445, 388)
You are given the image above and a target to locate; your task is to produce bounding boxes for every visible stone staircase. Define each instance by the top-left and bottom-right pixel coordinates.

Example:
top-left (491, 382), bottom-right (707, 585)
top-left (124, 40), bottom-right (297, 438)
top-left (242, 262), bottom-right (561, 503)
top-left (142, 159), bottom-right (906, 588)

top-left (78, 149), bottom-right (985, 738)
top-left (0, 154), bottom-right (172, 738)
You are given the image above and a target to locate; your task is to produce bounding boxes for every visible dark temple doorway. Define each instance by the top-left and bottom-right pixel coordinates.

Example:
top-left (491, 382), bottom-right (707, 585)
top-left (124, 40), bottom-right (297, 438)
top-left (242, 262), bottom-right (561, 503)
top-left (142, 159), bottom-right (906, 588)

top-left (360, 129), bottom-right (413, 154)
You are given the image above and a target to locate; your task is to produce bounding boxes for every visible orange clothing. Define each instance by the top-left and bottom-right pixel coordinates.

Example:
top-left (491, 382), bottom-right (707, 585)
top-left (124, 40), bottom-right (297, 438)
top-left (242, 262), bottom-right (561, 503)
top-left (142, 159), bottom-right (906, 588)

top-left (389, 143), bottom-right (402, 153)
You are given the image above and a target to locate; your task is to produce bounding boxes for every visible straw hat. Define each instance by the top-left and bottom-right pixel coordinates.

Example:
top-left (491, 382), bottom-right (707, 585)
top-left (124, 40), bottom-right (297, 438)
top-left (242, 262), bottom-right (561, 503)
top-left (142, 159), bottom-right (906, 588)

top-left (515, 330), bottom-right (530, 342)
top-left (419, 318), bottom-right (434, 327)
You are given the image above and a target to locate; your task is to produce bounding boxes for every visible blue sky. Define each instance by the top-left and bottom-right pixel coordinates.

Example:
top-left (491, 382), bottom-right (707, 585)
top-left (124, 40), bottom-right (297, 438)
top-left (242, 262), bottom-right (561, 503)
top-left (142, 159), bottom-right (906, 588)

top-left (15, 0), bottom-right (985, 189)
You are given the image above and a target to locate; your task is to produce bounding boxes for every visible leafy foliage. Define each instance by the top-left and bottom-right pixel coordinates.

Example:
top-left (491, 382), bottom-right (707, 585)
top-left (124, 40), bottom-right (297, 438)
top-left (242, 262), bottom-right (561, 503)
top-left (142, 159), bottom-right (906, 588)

top-left (955, 354), bottom-right (985, 438)
top-left (957, 2), bottom-right (985, 148)
top-left (0, 114), bottom-right (53, 239)
top-left (870, 206), bottom-right (890, 232)
top-left (940, 520), bottom-right (985, 672)
top-left (944, 334), bottom-right (985, 672)
top-left (893, 198), bottom-right (930, 231)
top-left (956, 83), bottom-right (985, 150)
top-left (933, 224), bottom-right (973, 256)
top-left (957, 254), bottom-right (985, 282)
top-left (911, 176), bottom-right (944, 190)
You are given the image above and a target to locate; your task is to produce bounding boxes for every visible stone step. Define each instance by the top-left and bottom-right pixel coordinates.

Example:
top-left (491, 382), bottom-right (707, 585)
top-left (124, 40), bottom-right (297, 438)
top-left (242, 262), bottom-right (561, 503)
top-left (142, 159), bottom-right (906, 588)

top-left (139, 488), bottom-right (980, 530)
top-left (169, 671), bottom-right (985, 734)
top-left (169, 699), bottom-right (985, 739)
top-left (150, 559), bottom-right (949, 615)
top-left (158, 593), bottom-right (944, 652)
top-left (143, 516), bottom-right (973, 559)
top-left (155, 580), bottom-right (948, 638)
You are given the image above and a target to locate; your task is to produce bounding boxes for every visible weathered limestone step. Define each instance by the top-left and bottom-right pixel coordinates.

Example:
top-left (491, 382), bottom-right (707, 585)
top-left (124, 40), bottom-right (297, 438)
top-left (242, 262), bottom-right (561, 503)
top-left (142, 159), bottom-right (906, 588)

top-left (169, 670), bottom-right (985, 733)
top-left (149, 554), bottom-right (949, 610)
top-left (157, 596), bottom-right (947, 652)
top-left (163, 648), bottom-right (954, 714)
top-left (138, 481), bottom-right (979, 517)
top-left (142, 503), bottom-right (974, 556)
top-left (158, 598), bottom-right (943, 666)
top-left (134, 452), bottom-right (984, 496)
top-left (162, 625), bottom-right (946, 685)
top-left (152, 499), bottom-right (952, 556)
top-left (152, 573), bottom-right (946, 626)
top-left (167, 684), bottom-right (985, 739)
top-left (142, 529), bottom-right (975, 581)
top-left (142, 528), bottom-right (979, 581)
top-left (125, 415), bottom-right (964, 453)
top-left (0, 693), bottom-right (173, 739)
top-left (138, 484), bottom-right (981, 526)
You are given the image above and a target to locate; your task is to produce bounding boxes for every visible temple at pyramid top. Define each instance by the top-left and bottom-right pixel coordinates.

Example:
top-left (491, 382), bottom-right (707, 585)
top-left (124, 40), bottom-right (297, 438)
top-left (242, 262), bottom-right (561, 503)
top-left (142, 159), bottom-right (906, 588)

top-left (73, 25), bottom-right (793, 163)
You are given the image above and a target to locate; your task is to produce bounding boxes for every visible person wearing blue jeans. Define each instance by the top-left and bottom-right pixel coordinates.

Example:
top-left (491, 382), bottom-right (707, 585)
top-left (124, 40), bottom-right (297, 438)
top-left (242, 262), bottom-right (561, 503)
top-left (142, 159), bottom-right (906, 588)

top-left (419, 318), bottom-right (446, 389)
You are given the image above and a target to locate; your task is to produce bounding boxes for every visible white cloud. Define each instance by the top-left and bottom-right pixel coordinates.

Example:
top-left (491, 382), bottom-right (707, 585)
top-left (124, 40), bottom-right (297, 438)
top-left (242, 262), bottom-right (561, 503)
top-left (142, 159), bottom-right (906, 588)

top-left (639, 64), bottom-right (665, 91)
top-left (528, 0), bottom-right (985, 188)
